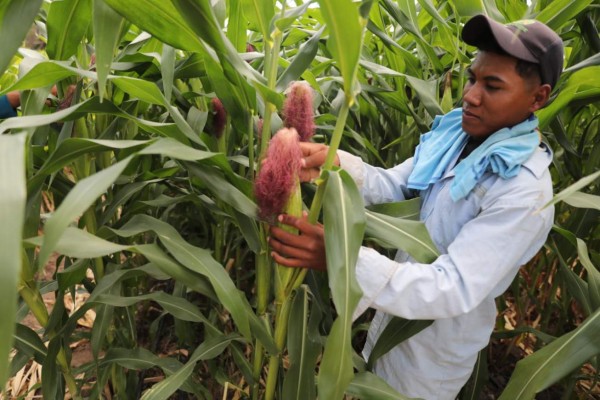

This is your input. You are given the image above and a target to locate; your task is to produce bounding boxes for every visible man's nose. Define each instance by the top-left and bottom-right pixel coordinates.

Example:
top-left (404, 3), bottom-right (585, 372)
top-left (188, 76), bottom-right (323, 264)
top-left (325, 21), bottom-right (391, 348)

top-left (463, 84), bottom-right (482, 107)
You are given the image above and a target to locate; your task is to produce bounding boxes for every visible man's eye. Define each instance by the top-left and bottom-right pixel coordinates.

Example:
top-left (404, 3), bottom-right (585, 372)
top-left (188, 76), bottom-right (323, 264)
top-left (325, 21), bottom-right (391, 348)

top-left (466, 76), bottom-right (475, 84)
top-left (486, 85), bottom-right (499, 91)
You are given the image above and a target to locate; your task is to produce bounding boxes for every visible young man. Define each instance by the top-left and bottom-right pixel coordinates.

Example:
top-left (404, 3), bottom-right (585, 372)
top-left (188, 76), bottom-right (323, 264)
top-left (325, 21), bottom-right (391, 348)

top-left (268, 15), bottom-right (563, 399)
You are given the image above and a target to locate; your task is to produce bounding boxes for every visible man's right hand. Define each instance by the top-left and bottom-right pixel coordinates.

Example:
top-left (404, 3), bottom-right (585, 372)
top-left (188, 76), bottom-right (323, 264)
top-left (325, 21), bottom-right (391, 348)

top-left (298, 142), bottom-right (339, 182)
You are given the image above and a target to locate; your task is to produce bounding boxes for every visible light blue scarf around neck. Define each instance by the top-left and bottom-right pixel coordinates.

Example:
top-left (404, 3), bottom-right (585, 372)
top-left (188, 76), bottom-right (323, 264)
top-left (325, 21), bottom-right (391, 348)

top-left (407, 108), bottom-right (540, 201)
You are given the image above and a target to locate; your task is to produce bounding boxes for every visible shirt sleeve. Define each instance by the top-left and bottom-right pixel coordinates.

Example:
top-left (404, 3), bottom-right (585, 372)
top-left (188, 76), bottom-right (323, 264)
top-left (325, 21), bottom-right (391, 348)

top-left (352, 182), bottom-right (554, 320)
top-left (338, 150), bottom-right (416, 206)
top-left (0, 95), bottom-right (17, 119)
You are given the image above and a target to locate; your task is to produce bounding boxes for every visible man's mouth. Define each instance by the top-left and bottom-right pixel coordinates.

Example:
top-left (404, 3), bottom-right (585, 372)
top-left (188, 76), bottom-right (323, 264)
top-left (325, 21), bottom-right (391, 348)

top-left (462, 109), bottom-right (480, 120)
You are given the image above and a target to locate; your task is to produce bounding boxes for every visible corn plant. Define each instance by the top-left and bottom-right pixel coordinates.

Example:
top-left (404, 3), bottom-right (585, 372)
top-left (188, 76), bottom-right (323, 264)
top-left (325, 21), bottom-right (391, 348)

top-left (0, 0), bottom-right (599, 399)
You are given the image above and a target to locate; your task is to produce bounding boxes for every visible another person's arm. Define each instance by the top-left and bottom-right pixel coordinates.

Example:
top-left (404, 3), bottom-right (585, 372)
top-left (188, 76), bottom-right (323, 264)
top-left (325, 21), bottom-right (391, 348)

top-left (0, 91), bottom-right (20, 118)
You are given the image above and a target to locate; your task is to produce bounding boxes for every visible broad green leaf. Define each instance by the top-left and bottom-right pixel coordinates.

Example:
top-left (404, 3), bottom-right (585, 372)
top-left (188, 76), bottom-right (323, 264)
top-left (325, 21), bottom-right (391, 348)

top-left (114, 215), bottom-right (252, 338)
top-left (454, 0), bottom-right (503, 20)
top-left (318, 170), bottom-right (365, 399)
top-left (549, 236), bottom-right (592, 316)
top-left (241, 0), bottom-right (274, 39)
top-left (347, 372), bottom-right (412, 399)
top-left (541, 170), bottom-right (600, 210)
top-left (562, 191), bottom-right (600, 211)
top-left (0, 97), bottom-right (189, 145)
top-left (46, 0), bottom-right (92, 60)
top-left (282, 286), bottom-right (321, 400)
top-left (13, 323), bottom-right (47, 362)
top-left (538, 67), bottom-right (600, 128)
top-left (93, 0), bottom-right (125, 99)
top-left (100, 347), bottom-right (203, 395)
top-left (564, 53), bottom-right (600, 74)
top-left (25, 227), bottom-right (128, 258)
top-left (316, 0), bottom-right (365, 100)
top-left (365, 210), bottom-right (439, 263)
top-left (92, 292), bottom-right (205, 322)
top-left (318, 318), bottom-right (355, 400)
top-left (111, 76), bottom-right (165, 105)
top-left (135, 244), bottom-right (217, 301)
top-left (173, 0), bottom-right (266, 86)
top-left (186, 162), bottom-right (257, 218)
top-left (367, 198), bottom-right (421, 220)
top-left (141, 334), bottom-right (241, 400)
top-left (0, 133), bottom-right (26, 386)
top-left (367, 317), bottom-right (433, 369)
top-left (102, 0), bottom-right (204, 52)
top-left (535, 0), bottom-right (593, 31)
top-left (91, 303), bottom-right (114, 358)
top-left (577, 239), bottom-right (600, 310)
top-left (499, 308), bottom-right (600, 399)
top-left (161, 44), bottom-right (175, 104)
top-left (226, 0), bottom-right (246, 52)
top-left (0, 0), bottom-right (43, 75)
top-left (38, 156), bottom-right (133, 269)
top-left (276, 26), bottom-right (324, 91)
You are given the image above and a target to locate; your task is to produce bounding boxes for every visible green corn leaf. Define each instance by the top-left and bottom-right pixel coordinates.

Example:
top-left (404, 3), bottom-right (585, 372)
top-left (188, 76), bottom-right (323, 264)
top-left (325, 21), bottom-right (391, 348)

top-left (226, 0), bottom-right (246, 52)
top-left (276, 26), bottom-right (325, 92)
top-left (25, 227), bottom-right (128, 258)
top-left (38, 156), bottom-right (133, 269)
top-left (93, 0), bottom-right (125, 99)
top-left (141, 334), bottom-right (242, 400)
top-left (0, 0), bottom-right (43, 75)
top-left (186, 162), bottom-right (257, 218)
top-left (173, 0), bottom-right (266, 87)
top-left (46, 0), bottom-right (92, 60)
top-left (538, 67), bottom-right (600, 128)
top-left (318, 170), bottom-right (365, 399)
top-left (562, 191), bottom-right (600, 211)
top-left (241, 0), bottom-right (274, 39)
top-left (0, 97), bottom-right (190, 145)
top-left (316, 0), bottom-right (365, 101)
top-left (534, 0), bottom-right (593, 31)
top-left (498, 308), bottom-right (600, 400)
top-left (91, 303), bottom-right (114, 358)
top-left (365, 210), bottom-right (440, 263)
top-left (367, 317), bottom-right (433, 370)
top-left (367, 198), bottom-right (421, 220)
top-left (346, 372), bottom-right (412, 399)
top-left (101, 0), bottom-right (204, 52)
top-left (99, 347), bottom-right (203, 395)
top-left (113, 215), bottom-right (252, 338)
top-left (541, 170), bottom-right (600, 210)
top-left (135, 244), bottom-right (217, 302)
top-left (282, 286), bottom-right (321, 400)
top-left (318, 318), bottom-right (355, 400)
top-left (0, 133), bottom-right (26, 387)
top-left (92, 292), bottom-right (205, 322)
top-left (0, 59), bottom-right (97, 95)
top-left (577, 238), bottom-right (600, 310)
top-left (111, 76), bottom-right (165, 105)
top-left (161, 44), bottom-right (175, 104)
top-left (13, 323), bottom-right (47, 363)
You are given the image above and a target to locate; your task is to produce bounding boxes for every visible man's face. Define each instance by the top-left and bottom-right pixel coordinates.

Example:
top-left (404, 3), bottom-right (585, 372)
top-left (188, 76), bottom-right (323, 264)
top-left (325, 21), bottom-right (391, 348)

top-left (461, 51), bottom-right (542, 139)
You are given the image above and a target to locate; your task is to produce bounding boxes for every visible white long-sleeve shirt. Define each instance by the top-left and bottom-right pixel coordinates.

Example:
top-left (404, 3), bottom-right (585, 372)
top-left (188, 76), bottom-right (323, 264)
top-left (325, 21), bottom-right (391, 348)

top-left (339, 143), bottom-right (554, 399)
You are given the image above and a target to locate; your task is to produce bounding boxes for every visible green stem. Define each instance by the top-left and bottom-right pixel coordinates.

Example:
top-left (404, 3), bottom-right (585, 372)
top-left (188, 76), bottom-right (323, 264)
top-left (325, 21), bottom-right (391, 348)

top-left (264, 294), bottom-right (293, 400)
top-left (248, 112), bottom-right (255, 180)
top-left (307, 98), bottom-right (351, 223)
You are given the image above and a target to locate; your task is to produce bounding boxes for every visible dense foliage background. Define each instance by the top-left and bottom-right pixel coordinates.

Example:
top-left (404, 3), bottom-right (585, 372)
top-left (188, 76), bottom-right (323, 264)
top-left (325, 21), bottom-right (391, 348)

top-left (0, 0), bottom-right (598, 399)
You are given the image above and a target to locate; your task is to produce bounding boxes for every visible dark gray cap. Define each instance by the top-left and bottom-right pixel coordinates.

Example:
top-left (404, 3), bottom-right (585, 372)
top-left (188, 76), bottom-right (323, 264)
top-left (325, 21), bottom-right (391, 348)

top-left (462, 15), bottom-right (564, 89)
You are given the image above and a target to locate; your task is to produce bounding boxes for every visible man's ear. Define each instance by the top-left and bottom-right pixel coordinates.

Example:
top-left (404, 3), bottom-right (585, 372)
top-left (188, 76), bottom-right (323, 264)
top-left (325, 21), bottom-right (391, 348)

top-left (530, 84), bottom-right (552, 112)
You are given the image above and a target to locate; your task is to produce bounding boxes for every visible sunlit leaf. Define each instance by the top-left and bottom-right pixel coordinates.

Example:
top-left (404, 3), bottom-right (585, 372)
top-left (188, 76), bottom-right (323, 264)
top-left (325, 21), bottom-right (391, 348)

top-left (0, 134), bottom-right (26, 386)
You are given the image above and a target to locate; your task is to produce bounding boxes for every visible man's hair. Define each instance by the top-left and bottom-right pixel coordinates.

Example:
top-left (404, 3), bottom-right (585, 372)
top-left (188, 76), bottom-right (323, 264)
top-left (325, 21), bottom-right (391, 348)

top-left (477, 42), bottom-right (542, 85)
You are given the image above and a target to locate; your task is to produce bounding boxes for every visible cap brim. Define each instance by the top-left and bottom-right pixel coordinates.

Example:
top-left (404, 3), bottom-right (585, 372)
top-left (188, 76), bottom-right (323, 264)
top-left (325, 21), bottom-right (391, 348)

top-left (462, 15), bottom-right (538, 63)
